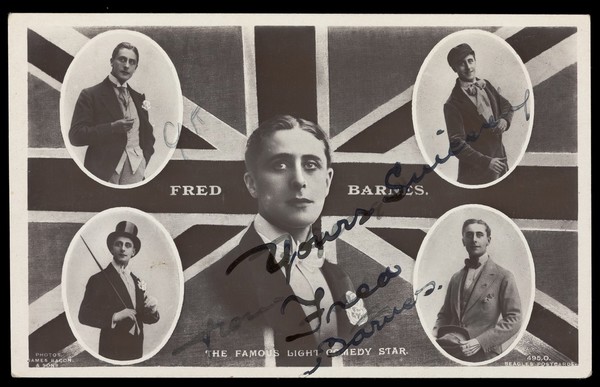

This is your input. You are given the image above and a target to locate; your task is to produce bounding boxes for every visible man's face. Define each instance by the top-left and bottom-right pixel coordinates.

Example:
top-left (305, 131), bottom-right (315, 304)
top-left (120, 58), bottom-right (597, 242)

top-left (462, 223), bottom-right (490, 258)
top-left (454, 53), bottom-right (476, 82)
top-left (244, 129), bottom-right (334, 236)
top-left (111, 236), bottom-right (136, 265)
top-left (110, 48), bottom-right (138, 84)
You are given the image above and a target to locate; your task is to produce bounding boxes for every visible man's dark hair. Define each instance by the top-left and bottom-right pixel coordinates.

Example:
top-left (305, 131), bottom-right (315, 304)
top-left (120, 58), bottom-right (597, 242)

top-left (462, 219), bottom-right (491, 237)
top-left (111, 42), bottom-right (139, 64)
top-left (244, 115), bottom-right (332, 173)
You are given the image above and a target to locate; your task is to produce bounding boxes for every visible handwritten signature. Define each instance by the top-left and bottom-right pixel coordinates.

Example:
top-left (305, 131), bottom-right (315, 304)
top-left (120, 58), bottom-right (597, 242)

top-left (173, 265), bottom-right (401, 355)
top-left (172, 295), bottom-right (285, 355)
top-left (281, 265), bottom-right (402, 342)
top-left (304, 281), bottom-right (439, 375)
top-left (225, 207), bottom-right (374, 282)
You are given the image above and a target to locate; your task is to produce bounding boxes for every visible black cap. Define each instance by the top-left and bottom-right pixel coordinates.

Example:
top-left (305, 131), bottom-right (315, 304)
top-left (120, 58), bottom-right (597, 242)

top-left (447, 43), bottom-right (475, 69)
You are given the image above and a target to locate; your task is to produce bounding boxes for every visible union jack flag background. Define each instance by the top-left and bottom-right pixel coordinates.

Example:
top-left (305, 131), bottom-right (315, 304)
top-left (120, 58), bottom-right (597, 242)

top-left (17, 16), bottom-right (588, 373)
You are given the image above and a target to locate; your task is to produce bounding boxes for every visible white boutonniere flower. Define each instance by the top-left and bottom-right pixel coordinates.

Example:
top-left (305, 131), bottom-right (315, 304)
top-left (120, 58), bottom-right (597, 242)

top-left (345, 291), bottom-right (368, 326)
top-left (137, 279), bottom-right (147, 292)
top-left (141, 100), bottom-right (151, 111)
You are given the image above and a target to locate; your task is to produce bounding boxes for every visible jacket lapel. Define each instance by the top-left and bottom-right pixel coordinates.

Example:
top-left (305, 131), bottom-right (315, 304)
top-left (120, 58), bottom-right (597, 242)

top-left (131, 272), bottom-right (144, 312)
top-left (320, 262), bottom-right (355, 331)
top-left (463, 259), bottom-right (500, 315)
top-left (99, 77), bottom-right (126, 121)
top-left (128, 86), bottom-right (145, 117)
top-left (240, 226), bottom-right (307, 330)
top-left (456, 268), bottom-right (467, 319)
top-left (105, 263), bottom-right (135, 309)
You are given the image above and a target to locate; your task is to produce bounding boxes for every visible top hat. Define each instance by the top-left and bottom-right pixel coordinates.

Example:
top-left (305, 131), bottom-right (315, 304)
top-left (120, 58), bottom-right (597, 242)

top-left (106, 220), bottom-right (141, 253)
top-left (447, 43), bottom-right (475, 69)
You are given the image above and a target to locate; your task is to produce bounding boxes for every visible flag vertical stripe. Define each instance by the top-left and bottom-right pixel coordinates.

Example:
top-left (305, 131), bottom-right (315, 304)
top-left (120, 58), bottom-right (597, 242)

top-left (242, 26), bottom-right (259, 135)
top-left (315, 26), bottom-right (331, 134)
top-left (254, 26), bottom-right (317, 123)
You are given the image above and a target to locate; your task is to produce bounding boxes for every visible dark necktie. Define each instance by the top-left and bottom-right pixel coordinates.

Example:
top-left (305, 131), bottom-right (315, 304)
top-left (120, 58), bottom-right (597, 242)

top-left (117, 86), bottom-right (130, 111)
top-left (464, 258), bottom-right (481, 270)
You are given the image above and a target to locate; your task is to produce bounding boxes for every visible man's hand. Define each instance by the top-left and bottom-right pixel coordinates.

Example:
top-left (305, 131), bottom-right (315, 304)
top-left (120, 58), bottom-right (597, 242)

top-left (111, 118), bottom-right (135, 133)
top-left (460, 338), bottom-right (481, 357)
top-left (113, 308), bottom-right (137, 323)
top-left (144, 295), bottom-right (158, 313)
top-left (488, 157), bottom-right (508, 175)
top-left (495, 118), bottom-right (508, 131)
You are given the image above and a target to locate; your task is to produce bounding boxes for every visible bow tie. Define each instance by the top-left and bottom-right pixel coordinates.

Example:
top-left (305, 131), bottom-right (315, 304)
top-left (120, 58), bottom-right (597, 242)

top-left (464, 258), bottom-right (482, 270)
top-left (465, 80), bottom-right (486, 96)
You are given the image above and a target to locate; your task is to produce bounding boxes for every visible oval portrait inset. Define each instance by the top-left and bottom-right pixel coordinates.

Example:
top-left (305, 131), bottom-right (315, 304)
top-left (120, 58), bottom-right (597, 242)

top-left (60, 29), bottom-right (183, 188)
top-left (413, 29), bottom-right (534, 189)
top-left (414, 204), bottom-right (535, 365)
top-left (62, 207), bottom-right (184, 365)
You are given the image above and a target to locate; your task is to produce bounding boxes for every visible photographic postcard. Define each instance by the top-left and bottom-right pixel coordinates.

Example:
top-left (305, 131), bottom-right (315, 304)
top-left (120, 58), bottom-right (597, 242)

top-left (9, 13), bottom-right (591, 378)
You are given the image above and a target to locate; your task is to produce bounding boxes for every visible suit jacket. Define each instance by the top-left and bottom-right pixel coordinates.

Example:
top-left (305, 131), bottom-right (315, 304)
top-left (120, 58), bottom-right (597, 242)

top-left (79, 263), bottom-right (160, 361)
top-left (444, 79), bottom-right (514, 185)
top-left (203, 225), bottom-right (362, 366)
top-left (433, 258), bottom-right (522, 361)
top-left (69, 77), bottom-right (155, 182)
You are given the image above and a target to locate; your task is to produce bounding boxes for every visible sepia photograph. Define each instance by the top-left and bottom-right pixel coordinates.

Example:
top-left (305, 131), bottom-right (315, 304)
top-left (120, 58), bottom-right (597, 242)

top-left (61, 207), bottom-right (184, 365)
top-left (413, 204), bottom-right (535, 365)
top-left (10, 14), bottom-right (590, 378)
top-left (59, 29), bottom-right (183, 188)
top-left (413, 29), bottom-right (534, 188)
